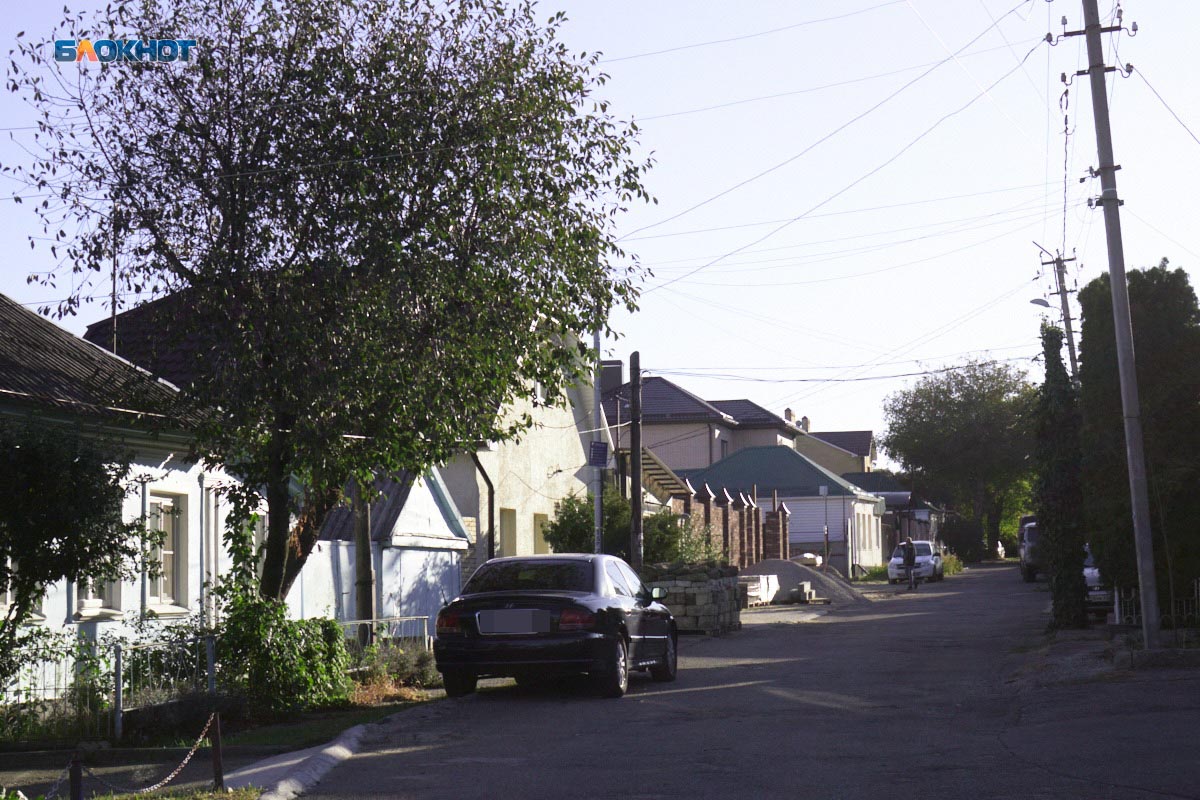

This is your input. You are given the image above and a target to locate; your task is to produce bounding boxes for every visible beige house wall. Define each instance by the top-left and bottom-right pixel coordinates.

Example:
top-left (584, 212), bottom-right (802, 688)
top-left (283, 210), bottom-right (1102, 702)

top-left (442, 386), bottom-right (601, 576)
top-left (793, 436), bottom-right (868, 475)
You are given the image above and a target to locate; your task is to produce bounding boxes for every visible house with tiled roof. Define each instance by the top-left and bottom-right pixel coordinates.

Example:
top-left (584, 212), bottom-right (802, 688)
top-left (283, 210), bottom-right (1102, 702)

top-left (601, 365), bottom-right (802, 474)
top-left (793, 420), bottom-right (877, 475)
top-left (87, 294), bottom-right (604, 591)
top-left (0, 291), bottom-right (244, 637)
top-left (685, 445), bottom-right (887, 577)
top-left (842, 471), bottom-right (945, 549)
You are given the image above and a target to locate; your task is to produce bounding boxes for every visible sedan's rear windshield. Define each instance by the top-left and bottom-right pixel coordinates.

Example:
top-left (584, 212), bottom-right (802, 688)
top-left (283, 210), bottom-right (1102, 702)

top-left (464, 561), bottom-right (594, 594)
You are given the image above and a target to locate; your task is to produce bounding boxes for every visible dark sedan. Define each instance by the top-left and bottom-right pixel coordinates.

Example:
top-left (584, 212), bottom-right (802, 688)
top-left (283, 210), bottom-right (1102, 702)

top-left (433, 554), bottom-right (677, 698)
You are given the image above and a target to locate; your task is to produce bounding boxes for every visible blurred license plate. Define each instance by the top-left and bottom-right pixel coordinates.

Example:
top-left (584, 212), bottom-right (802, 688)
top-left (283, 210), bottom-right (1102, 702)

top-left (477, 609), bottom-right (551, 635)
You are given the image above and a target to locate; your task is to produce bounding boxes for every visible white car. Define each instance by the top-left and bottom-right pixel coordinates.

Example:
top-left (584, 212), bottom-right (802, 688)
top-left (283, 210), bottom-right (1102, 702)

top-left (887, 540), bottom-right (944, 584)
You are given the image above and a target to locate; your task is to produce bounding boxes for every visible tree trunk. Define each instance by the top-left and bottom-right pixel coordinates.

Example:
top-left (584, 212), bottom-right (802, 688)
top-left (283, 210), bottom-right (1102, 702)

top-left (258, 430), bottom-right (292, 601)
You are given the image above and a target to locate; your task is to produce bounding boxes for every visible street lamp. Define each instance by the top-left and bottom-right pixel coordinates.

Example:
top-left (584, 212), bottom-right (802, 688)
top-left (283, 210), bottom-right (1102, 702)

top-left (1030, 298), bottom-right (1051, 308)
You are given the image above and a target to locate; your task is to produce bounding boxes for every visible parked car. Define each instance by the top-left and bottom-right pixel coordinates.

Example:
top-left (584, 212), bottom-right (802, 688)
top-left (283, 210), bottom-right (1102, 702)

top-left (1084, 544), bottom-right (1113, 619)
top-left (1019, 519), bottom-right (1041, 582)
top-left (886, 540), bottom-right (944, 584)
top-left (433, 554), bottom-right (677, 698)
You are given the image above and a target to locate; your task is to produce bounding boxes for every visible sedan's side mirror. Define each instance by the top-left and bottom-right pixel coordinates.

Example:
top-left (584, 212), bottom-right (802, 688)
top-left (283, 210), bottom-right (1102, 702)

top-left (650, 586), bottom-right (667, 601)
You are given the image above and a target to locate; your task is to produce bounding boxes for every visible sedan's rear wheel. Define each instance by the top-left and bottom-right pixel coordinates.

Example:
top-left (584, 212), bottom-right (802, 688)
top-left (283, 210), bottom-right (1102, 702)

top-left (594, 637), bottom-right (629, 698)
top-left (442, 671), bottom-right (477, 698)
top-left (650, 631), bottom-right (678, 682)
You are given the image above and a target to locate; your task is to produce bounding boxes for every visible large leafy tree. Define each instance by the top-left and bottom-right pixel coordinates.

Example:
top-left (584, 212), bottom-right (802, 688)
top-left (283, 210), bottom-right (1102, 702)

top-left (1033, 324), bottom-right (1087, 628)
top-left (0, 422), bottom-right (143, 684)
top-left (881, 361), bottom-right (1035, 559)
top-left (6, 0), bottom-right (651, 599)
top-left (1078, 261), bottom-right (1200, 611)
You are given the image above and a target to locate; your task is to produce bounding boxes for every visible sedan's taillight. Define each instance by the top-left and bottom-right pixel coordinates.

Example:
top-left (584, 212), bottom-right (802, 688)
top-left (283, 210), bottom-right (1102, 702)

top-left (436, 609), bottom-right (463, 636)
top-left (557, 608), bottom-right (595, 631)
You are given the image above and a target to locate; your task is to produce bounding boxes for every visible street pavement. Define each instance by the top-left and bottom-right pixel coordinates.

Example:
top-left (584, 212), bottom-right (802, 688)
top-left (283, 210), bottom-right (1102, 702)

top-left (3, 564), bottom-right (1196, 799)
top-left (295, 563), bottom-right (1200, 800)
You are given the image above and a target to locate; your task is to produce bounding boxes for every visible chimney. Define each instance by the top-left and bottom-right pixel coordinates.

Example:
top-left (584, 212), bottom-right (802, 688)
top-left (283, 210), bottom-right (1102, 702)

top-left (784, 408), bottom-right (794, 423)
top-left (601, 359), bottom-right (625, 396)
top-left (800, 415), bottom-right (810, 432)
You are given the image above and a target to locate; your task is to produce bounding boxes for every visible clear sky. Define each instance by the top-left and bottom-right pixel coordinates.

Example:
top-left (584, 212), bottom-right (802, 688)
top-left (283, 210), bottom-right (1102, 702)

top-left (2, 1), bottom-right (1198, 458)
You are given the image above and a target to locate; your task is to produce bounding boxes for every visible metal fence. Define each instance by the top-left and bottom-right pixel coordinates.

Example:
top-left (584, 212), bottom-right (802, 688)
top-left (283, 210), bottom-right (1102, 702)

top-left (0, 644), bottom-right (112, 745)
top-left (113, 636), bottom-right (216, 741)
top-left (1116, 578), bottom-right (1200, 630)
top-left (337, 615), bottom-right (431, 651)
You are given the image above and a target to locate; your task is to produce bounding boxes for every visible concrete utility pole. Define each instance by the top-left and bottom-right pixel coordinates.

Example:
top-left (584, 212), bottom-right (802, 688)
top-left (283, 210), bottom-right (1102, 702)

top-left (1068, 0), bottom-right (1160, 647)
top-left (593, 326), bottom-right (604, 554)
top-left (1035, 243), bottom-right (1079, 380)
top-left (629, 351), bottom-right (643, 571)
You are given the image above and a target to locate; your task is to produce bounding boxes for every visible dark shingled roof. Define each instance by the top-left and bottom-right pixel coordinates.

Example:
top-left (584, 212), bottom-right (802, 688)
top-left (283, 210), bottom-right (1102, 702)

top-left (83, 293), bottom-right (202, 389)
top-left (840, 472), bottom-right (904, 492)
top-left (686, 445), bottom-right (870, 498)
top-left (809, 430), bottom-right (874, 457)
top-left (0, 292), bottom-right (189, 427)
top-left (710, 399), bottom-right (798, 432)
top-left (320, 473), bottom-right (416, 542)
top-left (602, 376), bottom-right (735, 425)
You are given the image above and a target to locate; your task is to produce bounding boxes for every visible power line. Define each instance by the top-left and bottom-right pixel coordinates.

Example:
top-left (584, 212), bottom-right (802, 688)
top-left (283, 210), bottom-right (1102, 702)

top-left (653, 356), bottom-right (1035, 384)
top-left (636, 38), bottom-right (1044, 122)
top-left (600, 1), bottom-right (906, 64)
top-left (621, 0), bottom-right (1038, 243)
top-left (1133, 66), bottom-right (1200, 148)
top-left (622, 182), bottom-right (1058, 242)
top-left (642, 38), bottom-right (1047, 295)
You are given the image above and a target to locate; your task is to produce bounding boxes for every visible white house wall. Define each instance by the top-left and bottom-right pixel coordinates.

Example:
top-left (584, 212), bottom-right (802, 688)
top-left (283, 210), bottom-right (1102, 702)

top-left (733, 428), bottom-right (793, 451)
top-left (782, 495), bottom-right (884, 574)
top-left (289, 541), bottom-right (460, 627)
top-left (28, 445), bottom-right (246, 642)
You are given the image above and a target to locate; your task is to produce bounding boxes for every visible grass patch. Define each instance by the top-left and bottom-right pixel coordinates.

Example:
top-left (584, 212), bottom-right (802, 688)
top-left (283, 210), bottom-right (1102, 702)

top-left (223, 694), bottom-right (425, 749)
top-left (93, 790), bottom-right (261, 800)
top-left (859, 566), bottom-right (890, 582)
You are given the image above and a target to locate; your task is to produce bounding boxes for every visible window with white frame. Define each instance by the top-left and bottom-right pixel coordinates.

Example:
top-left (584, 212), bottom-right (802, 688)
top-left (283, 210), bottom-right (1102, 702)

top-left (2, 559), bottom-right (44, 618)
top-left (149, 494), bottom-right (184, 607)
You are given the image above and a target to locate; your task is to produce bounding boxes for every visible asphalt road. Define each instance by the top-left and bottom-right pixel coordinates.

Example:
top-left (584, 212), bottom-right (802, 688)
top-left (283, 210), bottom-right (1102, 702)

top-left (303, 563), bottom-right (1200, 800)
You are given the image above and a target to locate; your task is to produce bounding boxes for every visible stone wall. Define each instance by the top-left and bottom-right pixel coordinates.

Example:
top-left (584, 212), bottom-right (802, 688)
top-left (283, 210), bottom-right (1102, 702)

top-left (643, 563), bottom-right (741, 636)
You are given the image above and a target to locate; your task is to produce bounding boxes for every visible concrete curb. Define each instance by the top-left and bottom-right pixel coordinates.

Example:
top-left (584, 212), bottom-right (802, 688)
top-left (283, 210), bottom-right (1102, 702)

top-left (253, 724), bottom-right (368, 800)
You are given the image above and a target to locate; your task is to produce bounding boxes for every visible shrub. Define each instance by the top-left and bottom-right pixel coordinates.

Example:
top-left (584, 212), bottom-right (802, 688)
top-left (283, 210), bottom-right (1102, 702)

top-left (861, 565), bottom-right (890, 582)
top-left (218, 593), bottom-right (352, 714)
top-left (942, 553), bottom-right (964, 576)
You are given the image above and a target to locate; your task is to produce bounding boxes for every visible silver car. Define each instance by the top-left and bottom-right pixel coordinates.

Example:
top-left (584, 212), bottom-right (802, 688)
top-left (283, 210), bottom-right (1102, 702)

top-left (887, 540), bottom-right (944, 584)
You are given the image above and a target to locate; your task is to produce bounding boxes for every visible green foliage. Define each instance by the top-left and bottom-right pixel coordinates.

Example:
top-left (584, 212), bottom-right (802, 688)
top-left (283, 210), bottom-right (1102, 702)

top-left (862, 565), bottom-right (890, 582)
top-left (881, 361), bottom-right (1036, 557)
top-left (1079, 261), bottom-right (1200, 612)
top-left (355, 643), bottom-right (440, 690)
top-left (941, 553), bottom-right (964, 576)
top-left (941, 515), bottom-right (986, 562)
top-left (1034, 324), bottom-right (1088, 628)
top-left (216, 590), bottom-right (352, 714)
top-left (542, 485), bottom-right (718, 564)
top-left (0, 420), bottom-right (143, 687)
top-left (0, 629), bottom-right (111, 745)
top-left (7, 0), bottom-right (652, 602)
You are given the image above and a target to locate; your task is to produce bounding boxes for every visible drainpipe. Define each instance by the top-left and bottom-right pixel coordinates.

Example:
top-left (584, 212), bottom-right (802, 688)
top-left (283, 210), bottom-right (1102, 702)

top-left (140, 480), bottom-right (149, 619)
top-left (471, 453), bottom-right (496, 560)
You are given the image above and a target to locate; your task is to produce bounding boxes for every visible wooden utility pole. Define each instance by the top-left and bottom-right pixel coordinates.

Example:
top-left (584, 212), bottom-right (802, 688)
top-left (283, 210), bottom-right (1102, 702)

top-left (629, 351), bottom-right (643, 570)
top-left (593, 325), bottom-right (604, 554)
top-left (1069, 0), bottom-right (1160, 647)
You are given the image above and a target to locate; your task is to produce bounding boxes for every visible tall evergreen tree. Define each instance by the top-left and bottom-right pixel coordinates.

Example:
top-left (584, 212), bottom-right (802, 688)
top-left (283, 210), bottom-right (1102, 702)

top-left (1033, 324), bottom-right (1087, 628)
top-left (1078, 260), bottom-right (1200, 616)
